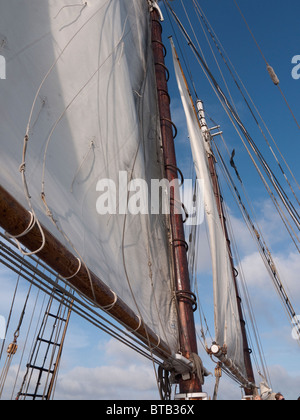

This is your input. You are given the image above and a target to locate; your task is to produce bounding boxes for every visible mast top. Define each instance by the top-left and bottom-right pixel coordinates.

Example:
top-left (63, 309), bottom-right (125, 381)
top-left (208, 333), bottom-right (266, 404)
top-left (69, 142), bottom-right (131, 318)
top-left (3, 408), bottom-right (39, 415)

top-left (148, 0), bottom-right (164, 21)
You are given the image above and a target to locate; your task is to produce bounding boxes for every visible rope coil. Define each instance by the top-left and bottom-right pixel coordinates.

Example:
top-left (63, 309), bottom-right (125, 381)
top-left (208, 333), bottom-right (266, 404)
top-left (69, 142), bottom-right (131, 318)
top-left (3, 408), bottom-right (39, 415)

top-left (64, 258), bottom-right (82, 280)
top-left (101, 290), bottom-right (118, 312)
top-left (5, 211), bottom-right (35, 240)
top-left (127, 316), bottom-right (142, 333)
top-left (5, 211), bottom-right (46, 257)
top-left (150, 334), bottom-right (161, 351)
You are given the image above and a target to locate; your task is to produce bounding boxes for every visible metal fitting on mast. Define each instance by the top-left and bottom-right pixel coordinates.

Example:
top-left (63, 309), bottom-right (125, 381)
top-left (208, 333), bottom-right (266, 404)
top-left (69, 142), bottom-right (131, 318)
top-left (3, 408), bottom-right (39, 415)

top-left (196, 99), bottom-right (223, 142)
top-left (148, 0), bottom-right (164, 21)
top-left (208, 343), bottom-right (254, 391)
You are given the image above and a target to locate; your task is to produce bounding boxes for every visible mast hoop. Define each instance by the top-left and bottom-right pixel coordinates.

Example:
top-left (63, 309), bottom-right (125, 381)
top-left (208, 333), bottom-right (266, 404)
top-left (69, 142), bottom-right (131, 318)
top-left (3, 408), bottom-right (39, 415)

top-left (169, 197), bottom-right (189, 224)
top-left (155, 61), bottom-right (170, 81)
top-left (172, 238), bottom-right (189, 253)
top-left (157, 88), bottom-right (171, 105)
top-left (165, 164), bottom-right (184, 186)
top-left (176, 290), bottom-right (197, 312)
top-left (160, 117), bottom-right (178, 139)
top-left (181, 202), bottom-right (189, 224)
top-left (152, 39), bottom-right (167, 57)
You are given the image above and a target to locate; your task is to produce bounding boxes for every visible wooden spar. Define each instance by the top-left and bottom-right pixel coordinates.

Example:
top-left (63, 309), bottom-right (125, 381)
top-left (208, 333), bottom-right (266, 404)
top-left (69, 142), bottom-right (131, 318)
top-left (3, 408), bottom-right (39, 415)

top-left (151, 9), bottom-right (202, 396)
top-left (0, 184), bottom-right (171, 361)
top-left (196, 99), bottom-right (256, 395)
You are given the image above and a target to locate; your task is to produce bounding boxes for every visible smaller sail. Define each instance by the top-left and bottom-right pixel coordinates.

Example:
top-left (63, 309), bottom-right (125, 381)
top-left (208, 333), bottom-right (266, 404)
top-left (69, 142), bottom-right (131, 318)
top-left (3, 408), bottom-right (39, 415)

top-left (171, 40), bottom-right (247, 378)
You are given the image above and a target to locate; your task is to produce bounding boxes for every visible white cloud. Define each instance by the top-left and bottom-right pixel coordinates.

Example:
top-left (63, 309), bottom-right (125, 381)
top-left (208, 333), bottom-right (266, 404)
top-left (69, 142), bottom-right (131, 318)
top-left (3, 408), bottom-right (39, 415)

top-left (266, 365), bottom-right (300, 401)
top-left (191, 194), bottom-right (300, 400)
top-left (55, 364), bottom-right (158, 400)
top-left (219, 197), bottom-right (300, 311)
top-left (253, 199), bottom-right (293, 248)
top-left (0, 336), bottom-right (160, 400)
top-left (238, 250), bottom-right (300, 306)
top-left (53, 338), bottom-right (159, 400)
top-left (273, 251), bottom-right (300, 299)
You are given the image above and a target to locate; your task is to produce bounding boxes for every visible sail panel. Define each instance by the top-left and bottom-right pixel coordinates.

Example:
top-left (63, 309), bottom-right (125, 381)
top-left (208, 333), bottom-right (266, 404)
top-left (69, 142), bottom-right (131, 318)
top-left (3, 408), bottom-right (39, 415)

top-left (171, 41), bottom-right (246, 376)
top-left (0, 0), bottom-right (179, 353)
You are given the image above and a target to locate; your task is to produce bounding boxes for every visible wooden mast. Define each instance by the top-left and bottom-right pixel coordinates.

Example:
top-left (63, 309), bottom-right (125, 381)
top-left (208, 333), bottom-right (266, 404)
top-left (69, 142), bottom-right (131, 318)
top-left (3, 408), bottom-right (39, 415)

top-left (150, 5), bottom-right (203, 398)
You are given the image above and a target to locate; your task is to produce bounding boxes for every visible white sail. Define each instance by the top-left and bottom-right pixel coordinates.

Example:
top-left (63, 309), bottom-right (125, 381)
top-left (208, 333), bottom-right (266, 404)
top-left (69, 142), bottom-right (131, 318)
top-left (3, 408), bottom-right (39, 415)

top-left (0, 0), bottom-right (179, 352)
top-left (171, 40), bottom-right (246, 376)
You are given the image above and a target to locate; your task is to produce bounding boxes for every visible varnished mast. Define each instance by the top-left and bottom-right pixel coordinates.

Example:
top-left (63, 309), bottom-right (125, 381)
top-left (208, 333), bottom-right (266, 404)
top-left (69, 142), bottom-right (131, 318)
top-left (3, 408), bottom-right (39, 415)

top-left (150, 5), bottom-right (203, 398)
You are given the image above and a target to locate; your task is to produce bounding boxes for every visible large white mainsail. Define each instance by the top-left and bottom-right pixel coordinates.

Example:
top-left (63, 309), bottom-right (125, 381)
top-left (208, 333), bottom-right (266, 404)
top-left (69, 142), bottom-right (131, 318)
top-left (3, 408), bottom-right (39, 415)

top-left (171, 40), bottom-right (247, 377)
top-left (0, 0), bottom-right (179, 352)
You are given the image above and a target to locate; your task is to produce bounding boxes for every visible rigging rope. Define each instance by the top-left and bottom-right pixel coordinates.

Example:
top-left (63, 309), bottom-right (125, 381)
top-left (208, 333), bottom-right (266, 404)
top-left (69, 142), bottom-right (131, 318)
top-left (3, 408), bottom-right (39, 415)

top-left (0, 231), bottom-right (197, 401)
top-left (216, 164), bottom-right (273, 383)
top-left (0, 264), bottom-right (22, 362)
top-left (192, 0), bottom-right (300, 205)
top-left (53, 1), bottom-right (87, 19)
top-left (212, 363), bottom-right (222, 400)
top-left (212, 139), bottom-right (300, 344)
top-left (233, 0), bottom-right (300, 130)
top-left (15, 1), bottom-right (124, 308)
top-left (189, 353), bottom-right (211, 386)
top-left (158, 365), bottom-right (172, 400)
top-left (120, 95), bottom-right (170, 398)
top-left (190, 0), bottom-right (239, 115)
top-left (0, 282), bottom-right (32, 399)
top-left (165, 0), bottom-right (300, 239)
top-left (0, 233), bottom-right (168, 372)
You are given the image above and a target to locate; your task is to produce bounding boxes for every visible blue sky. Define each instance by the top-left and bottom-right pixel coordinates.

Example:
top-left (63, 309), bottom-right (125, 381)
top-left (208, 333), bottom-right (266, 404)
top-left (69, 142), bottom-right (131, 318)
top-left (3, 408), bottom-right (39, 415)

top-left (0, 0), bottom-right (299, 401)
